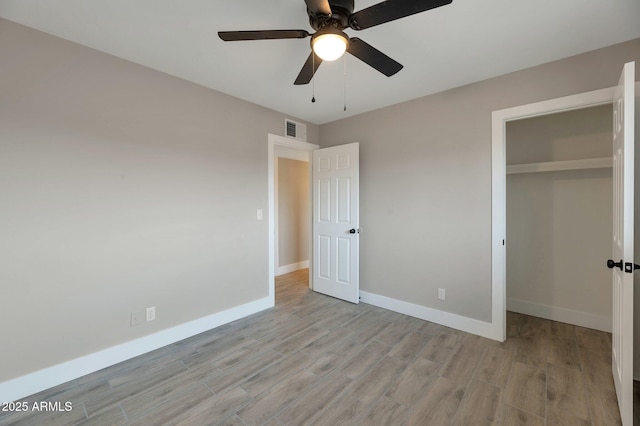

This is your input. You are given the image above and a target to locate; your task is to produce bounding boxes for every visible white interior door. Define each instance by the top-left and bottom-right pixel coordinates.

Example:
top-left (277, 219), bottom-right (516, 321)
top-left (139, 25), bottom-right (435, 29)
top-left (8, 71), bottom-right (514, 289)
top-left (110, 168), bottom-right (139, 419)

top-left (610, 61), bottom-right (635, 425)
top-left (312, 143), bottom-right (359, 303)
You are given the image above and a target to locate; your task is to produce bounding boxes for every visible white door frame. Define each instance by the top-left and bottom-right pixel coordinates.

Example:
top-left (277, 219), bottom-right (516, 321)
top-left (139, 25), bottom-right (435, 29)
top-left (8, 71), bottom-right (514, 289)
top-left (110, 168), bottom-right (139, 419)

top-left (491, 87), bottom-right (616, 340)
top-left (268, 133), bottom-right (319, 304)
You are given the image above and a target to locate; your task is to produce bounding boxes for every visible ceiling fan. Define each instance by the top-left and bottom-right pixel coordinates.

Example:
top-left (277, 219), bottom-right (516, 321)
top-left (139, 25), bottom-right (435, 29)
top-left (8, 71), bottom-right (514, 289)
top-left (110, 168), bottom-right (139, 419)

top-left (218, 0), bottom-right (453, 85)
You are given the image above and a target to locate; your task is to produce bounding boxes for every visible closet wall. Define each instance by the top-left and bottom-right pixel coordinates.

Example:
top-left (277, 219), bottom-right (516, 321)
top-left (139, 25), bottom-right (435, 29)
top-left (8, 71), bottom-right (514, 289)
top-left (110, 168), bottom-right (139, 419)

top-left (506, 104), bottom-right (613, 331)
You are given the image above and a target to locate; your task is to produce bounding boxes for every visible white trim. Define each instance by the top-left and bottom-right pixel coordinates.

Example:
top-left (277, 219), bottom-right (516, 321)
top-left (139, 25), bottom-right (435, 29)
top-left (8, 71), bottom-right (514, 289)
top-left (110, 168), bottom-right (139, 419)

top-left (491, 86), bottom-right (616, 342)
top-left (507, 298), bottom-right (611, 332)
top-left (0, 297), bottom-right (271, 403)
top-left (276, 260), bottom-right (310, 276)
top-left (268, 134), bottom-right (318, 299)
top-left (360, 291), bottom-right (502, 341)
top-left (276, 146), bottom-right (311, 162)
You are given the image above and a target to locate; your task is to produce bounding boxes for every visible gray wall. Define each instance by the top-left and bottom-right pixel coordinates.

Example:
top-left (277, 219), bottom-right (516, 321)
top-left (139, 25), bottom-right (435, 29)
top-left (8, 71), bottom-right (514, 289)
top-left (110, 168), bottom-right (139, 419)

top-left (319, 39), bottom-right (640, 322)
top-left (506, 106), bottom-right (612, 325)
top-left (277, 158), bottom-right (310, 268)
top-left (0, 18), bottom-right (318, 382)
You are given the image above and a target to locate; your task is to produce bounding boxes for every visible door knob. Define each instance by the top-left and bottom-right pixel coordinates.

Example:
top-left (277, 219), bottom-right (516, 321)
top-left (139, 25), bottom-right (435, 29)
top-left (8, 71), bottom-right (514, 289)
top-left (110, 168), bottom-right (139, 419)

top-left (349, 228), bottom-right (356, 234)
top-left (607, 259), bottom-right (623, 270)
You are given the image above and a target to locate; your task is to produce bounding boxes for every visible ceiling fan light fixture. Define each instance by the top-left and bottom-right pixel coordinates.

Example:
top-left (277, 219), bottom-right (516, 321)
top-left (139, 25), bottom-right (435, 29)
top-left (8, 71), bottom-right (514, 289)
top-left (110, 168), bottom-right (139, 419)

top-left (312, 30), bottom-right (348, 61)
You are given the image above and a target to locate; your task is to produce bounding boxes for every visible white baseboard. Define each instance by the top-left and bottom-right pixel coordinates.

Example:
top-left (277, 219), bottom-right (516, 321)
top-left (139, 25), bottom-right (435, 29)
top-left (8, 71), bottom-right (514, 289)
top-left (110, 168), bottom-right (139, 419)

top-left (507, 298), bottom-right (611, 332)
top-left (0, 297), bottom-right (273, 404)
top-left (276, 260), bottom-right (309, 276)
top-left (359, 291), bottom-right (501, 341)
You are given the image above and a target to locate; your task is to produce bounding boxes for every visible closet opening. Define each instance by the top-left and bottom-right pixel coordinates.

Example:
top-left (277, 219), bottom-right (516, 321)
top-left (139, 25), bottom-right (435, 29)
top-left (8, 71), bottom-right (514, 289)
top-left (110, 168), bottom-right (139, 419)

top-left (505, 104), bottom-right (613, 332)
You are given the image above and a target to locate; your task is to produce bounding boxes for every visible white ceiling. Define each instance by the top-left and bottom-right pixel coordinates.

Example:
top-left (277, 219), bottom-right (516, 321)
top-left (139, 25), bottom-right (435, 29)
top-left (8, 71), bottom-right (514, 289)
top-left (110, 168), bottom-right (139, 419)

top-left (1, 0), bottom-right (639, 124)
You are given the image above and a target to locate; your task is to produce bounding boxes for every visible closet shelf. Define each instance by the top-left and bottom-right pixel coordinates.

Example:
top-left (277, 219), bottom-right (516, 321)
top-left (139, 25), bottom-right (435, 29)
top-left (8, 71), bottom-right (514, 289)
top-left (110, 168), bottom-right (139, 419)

top-left (506, 157), bottom-right (613, 174)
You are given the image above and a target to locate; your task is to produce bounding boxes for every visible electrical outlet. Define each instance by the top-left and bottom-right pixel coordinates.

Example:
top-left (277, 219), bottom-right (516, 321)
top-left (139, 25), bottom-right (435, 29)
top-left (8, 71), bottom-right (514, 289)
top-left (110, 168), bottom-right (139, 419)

top-left (130, 311), bottom-right (143, 327)
top-left (146, 306), bottom-right (156, 322)
top-left (438, 288), bottom-right (446, 301)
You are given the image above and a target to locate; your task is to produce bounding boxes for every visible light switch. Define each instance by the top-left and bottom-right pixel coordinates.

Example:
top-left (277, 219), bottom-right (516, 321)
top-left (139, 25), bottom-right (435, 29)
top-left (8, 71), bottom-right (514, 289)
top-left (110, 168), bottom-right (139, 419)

top-left (257, 209), bottom-right (263, 220)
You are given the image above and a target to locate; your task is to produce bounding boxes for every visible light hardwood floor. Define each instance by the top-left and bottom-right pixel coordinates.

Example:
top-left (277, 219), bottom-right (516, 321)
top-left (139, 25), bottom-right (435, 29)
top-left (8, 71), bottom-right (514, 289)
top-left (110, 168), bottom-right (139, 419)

top-left (0, 269), bottom-right (621, 425)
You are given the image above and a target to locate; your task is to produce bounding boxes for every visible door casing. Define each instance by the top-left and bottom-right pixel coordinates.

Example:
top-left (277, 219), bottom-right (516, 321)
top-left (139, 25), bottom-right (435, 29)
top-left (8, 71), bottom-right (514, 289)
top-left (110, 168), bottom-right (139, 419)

top-left (491, 87), bottom-right (617, 341)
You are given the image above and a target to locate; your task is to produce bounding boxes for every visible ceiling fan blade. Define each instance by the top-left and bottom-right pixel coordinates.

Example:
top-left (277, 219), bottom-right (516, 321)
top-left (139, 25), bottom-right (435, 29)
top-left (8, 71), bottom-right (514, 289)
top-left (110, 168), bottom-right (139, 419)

top-left (304, 0), bottom-right (332, 16)
top-left (349, 0), bottom-right (452, 30)
top-left (294, 52), bottom-right (323, 85)
top-left (347, 38), bottom-right (403, 77)
top-left (218, 30), bottom-right (310, 41)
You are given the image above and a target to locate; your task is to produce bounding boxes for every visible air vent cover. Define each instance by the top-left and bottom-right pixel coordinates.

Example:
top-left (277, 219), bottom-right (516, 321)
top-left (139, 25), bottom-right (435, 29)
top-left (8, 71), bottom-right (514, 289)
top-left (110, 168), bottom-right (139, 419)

top-left (285, 119), bottom-right (307, 142)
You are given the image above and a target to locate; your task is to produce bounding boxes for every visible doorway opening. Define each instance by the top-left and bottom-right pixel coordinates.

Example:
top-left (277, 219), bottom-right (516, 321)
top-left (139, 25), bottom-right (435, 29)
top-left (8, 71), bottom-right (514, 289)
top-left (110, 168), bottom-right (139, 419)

top-left (275, 149), bottom-right (310, 277)
top-left (267, 134), bottom-right (318, 305)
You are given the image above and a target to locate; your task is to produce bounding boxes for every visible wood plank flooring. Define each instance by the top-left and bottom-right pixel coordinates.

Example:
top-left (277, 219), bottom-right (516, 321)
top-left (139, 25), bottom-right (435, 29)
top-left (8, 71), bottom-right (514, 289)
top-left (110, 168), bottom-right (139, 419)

top-left (0, 269), bottom-right (621, 425)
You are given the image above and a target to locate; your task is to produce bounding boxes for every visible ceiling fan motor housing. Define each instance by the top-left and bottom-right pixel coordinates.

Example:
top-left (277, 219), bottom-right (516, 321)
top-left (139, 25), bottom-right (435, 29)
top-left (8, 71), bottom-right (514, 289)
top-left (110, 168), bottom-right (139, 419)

top-left (309, 0), bottom-right (354, 30)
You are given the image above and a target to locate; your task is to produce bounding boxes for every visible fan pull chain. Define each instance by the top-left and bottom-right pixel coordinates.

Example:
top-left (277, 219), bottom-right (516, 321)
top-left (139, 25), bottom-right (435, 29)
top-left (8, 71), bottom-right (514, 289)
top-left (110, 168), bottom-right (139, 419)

top-left (311, 53), bottom-right (316, 103)
top-left (343, 54), bottom-right (347, 112)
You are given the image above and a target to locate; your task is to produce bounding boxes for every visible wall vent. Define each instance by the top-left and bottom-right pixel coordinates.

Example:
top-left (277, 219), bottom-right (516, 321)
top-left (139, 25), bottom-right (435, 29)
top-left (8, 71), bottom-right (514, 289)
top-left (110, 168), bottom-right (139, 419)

top-left (285, 119), bottom-right (307, 142)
